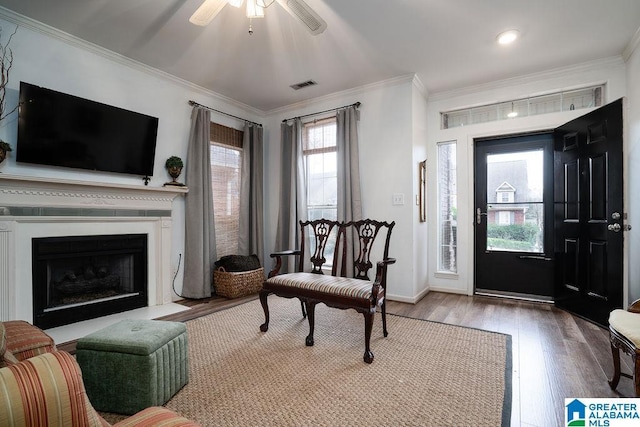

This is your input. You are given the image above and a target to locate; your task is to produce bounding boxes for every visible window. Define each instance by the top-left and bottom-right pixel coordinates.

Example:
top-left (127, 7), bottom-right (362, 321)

top-left (498, 211), bottom-right (511, 225)
top-left (303, 117), bottom-right (337, 221)
top-left (210, 123), bottom-right (243, 258)
top-left (437, 141), bottom-right (457, 273)
top-left (303, 117), bottom-right (338, 265)
top-left (441, 85), bottom-right (604, 129)
top-left (498, 191), bottom-right (514, 203)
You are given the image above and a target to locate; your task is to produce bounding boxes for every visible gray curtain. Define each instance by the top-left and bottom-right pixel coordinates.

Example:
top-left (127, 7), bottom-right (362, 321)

top-left (336, 105), bottom-right (362, 222)
top-left (274, 119), bottom-right (307, 273)
top-left (238, 123), bottom-right (264, 264)
top-left (336, 105), bottom-right (363, 277)
top-left (182, 107), bottom-right (216, 298)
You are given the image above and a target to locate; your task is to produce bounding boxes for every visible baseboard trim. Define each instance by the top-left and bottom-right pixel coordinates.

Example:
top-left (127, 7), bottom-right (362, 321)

top-left (387, 286), bottom-right (431, 304)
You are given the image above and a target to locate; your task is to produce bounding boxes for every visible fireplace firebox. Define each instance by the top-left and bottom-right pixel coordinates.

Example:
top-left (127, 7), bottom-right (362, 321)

top-left (32, 234), bottom-right (148, 329)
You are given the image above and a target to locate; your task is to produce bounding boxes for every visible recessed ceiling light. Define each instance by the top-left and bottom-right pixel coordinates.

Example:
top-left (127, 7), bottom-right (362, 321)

top-left (497, 30), bottom-right (519, 45)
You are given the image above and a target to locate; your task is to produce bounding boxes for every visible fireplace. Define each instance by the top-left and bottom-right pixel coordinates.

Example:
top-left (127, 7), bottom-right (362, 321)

top-left (32, 234), bottom-right (148, 329)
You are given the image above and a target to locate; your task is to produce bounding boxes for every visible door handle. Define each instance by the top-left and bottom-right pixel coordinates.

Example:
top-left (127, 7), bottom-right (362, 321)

top-left (608, 223), bottom-right (621, 232)
top-left (476, 208), bottom-right (487, 224)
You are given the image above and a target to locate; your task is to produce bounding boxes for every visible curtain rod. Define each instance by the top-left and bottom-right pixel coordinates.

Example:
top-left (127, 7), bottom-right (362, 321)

top-left (282, 101), bottom-right (361, 123)
top-left (188, 100), bottom-right (262, 127)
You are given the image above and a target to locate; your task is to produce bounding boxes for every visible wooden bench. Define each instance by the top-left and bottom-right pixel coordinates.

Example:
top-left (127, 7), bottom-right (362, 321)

top-left (259, 218), bottom-right (395, 363)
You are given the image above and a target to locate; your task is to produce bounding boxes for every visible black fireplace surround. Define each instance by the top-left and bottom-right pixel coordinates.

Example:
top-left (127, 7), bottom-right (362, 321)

top-left (32, 234), bottom-right (148, 329)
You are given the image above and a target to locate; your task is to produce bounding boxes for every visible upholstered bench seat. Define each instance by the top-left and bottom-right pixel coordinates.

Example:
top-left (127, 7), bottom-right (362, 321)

top-left (608, 300), bottom-right (640, 397)
top-left (610, 309), bottom-right (640, 345)
top-left (260, 219), bottom-right (396, 364)
top-left (267, 272), bottom-right (374, 302)
top-left (76, 319), bottom-right (189, 415)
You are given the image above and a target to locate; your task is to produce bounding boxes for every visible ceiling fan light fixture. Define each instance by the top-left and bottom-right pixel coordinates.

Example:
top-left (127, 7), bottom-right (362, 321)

top-left (228, 0), bottom-right (244, 7)
top-left (246, 0), bottom-right (265, 18)
top-left (189, 0), bottom-right (228, 26)
top-left (497, 29), bottom-right (519, 45)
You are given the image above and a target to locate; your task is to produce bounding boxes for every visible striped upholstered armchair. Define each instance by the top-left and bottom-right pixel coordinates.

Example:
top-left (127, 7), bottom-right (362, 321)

top-left (0, 351), bottom-right (199, 426)
top-left (1, 320), bottom-right (57, 367)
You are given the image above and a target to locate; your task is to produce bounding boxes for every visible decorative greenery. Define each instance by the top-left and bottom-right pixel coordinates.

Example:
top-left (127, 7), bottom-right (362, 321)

top-left (0, 26), bottom-right (18, 123)
top-left (0, 140), bottom-right (10, 152)
top-left (487, 223), bottom-right (538, 243)
top-left (165, 156), bottom-right (183, 169)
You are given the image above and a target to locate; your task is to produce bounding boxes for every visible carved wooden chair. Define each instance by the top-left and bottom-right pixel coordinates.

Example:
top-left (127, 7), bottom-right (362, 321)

top-left (260, 218), bottom-right (395, 363)
top-left (608, 298), bottom-right (640, 396)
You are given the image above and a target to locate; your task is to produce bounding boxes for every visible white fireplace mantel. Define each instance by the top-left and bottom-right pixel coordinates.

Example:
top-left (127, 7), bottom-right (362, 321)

top-left (0, 174), bottom-right (188, 211)
top-left (0, 174), bottom-right (188, 323)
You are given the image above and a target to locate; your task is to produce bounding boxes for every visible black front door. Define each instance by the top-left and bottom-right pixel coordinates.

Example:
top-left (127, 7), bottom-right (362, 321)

top-left (553, 98), bottom-right (625, 327)
top-left (475, 133), bottom-right (555, 297)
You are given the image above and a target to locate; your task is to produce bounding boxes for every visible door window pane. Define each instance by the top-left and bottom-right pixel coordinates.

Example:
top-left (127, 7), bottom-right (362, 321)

top-left (486, 150), bottom-right (544, 253)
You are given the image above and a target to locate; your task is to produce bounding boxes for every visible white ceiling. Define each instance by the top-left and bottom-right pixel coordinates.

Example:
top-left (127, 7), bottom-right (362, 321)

top-left (0, 0), bottom-right (638, 112)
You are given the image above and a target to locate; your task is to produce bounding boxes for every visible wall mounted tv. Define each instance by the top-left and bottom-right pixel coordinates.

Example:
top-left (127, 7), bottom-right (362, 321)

top-left (17, 82), bottom-right (159, 178)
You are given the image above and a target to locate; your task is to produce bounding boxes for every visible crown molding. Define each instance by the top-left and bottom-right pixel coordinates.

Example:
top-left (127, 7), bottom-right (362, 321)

top-left (0, 6), bottom-right (265, 118)
top-left (412, 74), bottom-right (428, 100)
top-left (623, 26), bottom-right (640, 62)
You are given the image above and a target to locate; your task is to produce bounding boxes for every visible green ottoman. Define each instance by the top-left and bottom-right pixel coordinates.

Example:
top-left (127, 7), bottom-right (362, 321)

top-left (76, 319), bottom-right (189, 415)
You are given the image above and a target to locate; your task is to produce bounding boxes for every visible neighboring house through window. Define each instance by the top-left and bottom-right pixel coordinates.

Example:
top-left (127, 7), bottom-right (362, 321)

top-left (210, 122), bottom-right (243, 258)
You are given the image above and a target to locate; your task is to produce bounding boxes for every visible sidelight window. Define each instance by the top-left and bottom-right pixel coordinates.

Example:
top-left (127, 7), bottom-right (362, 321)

top-left (437, 141), bottom-right (457, 273)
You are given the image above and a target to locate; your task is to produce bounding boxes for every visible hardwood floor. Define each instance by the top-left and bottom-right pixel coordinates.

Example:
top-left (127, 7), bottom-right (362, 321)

top-left (66, 291), bottom-right (633, 427)
top-left (386, 292), bottom-right (633, 427)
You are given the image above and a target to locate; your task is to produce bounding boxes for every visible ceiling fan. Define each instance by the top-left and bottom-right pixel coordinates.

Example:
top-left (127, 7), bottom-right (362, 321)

top-left (189, 0), bottom-right (327, 35)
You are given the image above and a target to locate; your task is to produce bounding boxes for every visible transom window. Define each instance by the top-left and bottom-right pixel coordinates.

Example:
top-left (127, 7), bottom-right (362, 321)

top-left (441, 85), bottom-right (604, 129)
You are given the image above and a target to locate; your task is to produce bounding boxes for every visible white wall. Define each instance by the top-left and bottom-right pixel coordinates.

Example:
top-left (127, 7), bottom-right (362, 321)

top-left (0, 16), bottom-right (262, 299)
top-left (426, 57), bottom-right (627, 296)
top-left (3, 10), bottom-right (636, 305)
top-left (263, 75), bottom-right (421, 301)
top-left (411, 79), bottom-right (429, 301)
top-left (625, 38), bottom-right (640, 303)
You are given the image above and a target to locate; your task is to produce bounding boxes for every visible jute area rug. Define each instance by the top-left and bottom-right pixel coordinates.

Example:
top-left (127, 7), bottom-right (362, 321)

top-left (102, 297), bottom-right (511, 426)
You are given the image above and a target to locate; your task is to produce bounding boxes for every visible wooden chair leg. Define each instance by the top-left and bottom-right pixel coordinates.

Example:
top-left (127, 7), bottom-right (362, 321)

top-left (259, 290), bottom-right (270, 332)
top-left (381, 299), bottom-right (388, 338)
top-left (300, 301), bottom-right (307, 318)
top-left (609, 343), bottom-right (621, 390)
top-left (363, 312), bottom-right (374, 364)
top-left (305, 302), bottom-right (316, 347)
top-left (634, 352), bottom-right (640, 397)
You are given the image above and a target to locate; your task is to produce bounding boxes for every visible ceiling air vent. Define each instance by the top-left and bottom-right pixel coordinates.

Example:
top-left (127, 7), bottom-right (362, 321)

top-left (290, 80), bottom-right (317, 90)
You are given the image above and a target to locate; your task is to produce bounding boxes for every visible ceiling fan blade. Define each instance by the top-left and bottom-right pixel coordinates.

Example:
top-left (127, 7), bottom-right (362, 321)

top-left (189, 0), bottom-right (228, 26)
top-left (276, 0), bottom-right (327, 35)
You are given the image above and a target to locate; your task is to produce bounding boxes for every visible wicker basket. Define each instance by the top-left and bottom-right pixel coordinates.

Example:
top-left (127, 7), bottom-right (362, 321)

top-left (214, 267), bottom-right (264, 299)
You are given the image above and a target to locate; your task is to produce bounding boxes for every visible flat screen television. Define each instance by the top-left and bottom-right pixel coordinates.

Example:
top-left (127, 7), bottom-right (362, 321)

top-left (17, 82), bottom-right (159, 178)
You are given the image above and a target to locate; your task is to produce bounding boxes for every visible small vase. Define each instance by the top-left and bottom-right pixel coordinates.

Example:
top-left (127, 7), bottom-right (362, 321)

top-left (165, 166), bottom-right (185, 186)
